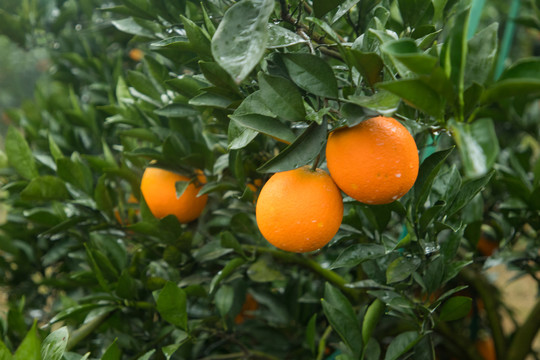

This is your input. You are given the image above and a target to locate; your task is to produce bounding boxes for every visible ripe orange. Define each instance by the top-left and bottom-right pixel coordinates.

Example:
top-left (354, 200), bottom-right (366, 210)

top-left (129, 48), bottom-right (144, 61)
top-left (234, 293), bottom-right (259, 324)
top-left (326, 116), bottom-right (419, 205)
top-left (140, 167), bottom-right (208, 223)
top-left (476, 234), bottom-right (498, 257)
top-left (255, 166), bottom-right (343, 253)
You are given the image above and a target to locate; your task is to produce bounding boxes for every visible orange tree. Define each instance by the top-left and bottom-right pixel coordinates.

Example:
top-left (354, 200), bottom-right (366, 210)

top-left (0, 0), bottom-right (540, 359)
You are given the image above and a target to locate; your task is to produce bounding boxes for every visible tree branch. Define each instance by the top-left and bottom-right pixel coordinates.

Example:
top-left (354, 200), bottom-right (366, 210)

top-left (460, 267), bottom-right (507, 359)
top-left (506, 297), bottom-right (540, 360)
top-left (243, 245), bottom-right (358, 299)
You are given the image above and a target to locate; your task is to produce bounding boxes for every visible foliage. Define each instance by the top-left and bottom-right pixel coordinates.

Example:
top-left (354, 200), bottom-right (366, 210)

top-left (0, 0), bottom-right (539, 359)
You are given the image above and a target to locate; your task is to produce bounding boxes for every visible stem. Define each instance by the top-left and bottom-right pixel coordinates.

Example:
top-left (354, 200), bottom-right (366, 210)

top-left (243, 245), bottom-right (357, 299)
top-left (506, 297), bottom-right (540, 360)
top-left (316, 326), bottom-right (333, 360)
top-left (435, 320), bottom-right (484, 360)
top-left (66, 310), bottom-right (114, 351)
top-left (311, 154), bottom-right (321, 171)
top-left (460, 267), bottom-right (507, 359)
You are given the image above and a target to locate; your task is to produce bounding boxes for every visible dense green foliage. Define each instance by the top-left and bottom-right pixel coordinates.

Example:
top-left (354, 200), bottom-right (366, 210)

top-left (0, 0), bottom-right (540, 359)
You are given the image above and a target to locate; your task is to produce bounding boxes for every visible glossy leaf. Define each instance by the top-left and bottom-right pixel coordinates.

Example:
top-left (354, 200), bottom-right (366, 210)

top-left (209, 258), bottom-right (246, 293)
top-left (13, 321), bottom-right (40, 360)
top-left (482, 58), bottom-right (540, 102)
top-left (377, 79), bottom-right (443, 117)
top-left (413, 147), bottom-right (454, 211)
top-left (20, 176), bottom-right (70, 202)
top-left (156, 282), bottom-right (188, 329)
top-left (257, 119), bottom-right (327, 173)
top-left (321, 283), bottom-right (363, 357)
top-left (465, 23), bottom-right (498, 87)
top-left (281, 53), bottom-right (339, 98)
top-left (386, 257), bottom-right (421, 284)
top-left (313, 0), bottom-right (346, 17)
top-left (229, 114), bottom-right (296, 144)
top-left (211, 0), bottom-right (275, 83)
top-left (5, 126), bottom-right (39, 180)
top-left (101, 339), bottom-right (120, 360)
top-left (347, 49), bottom-right (384, 87)
top-left (330, 244), bottom-right (386, 269)
top-left (41, 327), bottom-right (68, 360)
top-left (446, 170), bottom-right (494, 216)
top-left (384, 331), bottom-right (421, 360)
top-left (450, 118), bottom-right (499, 177)
top-left (362, 299), bottom-right (385, 345)
top-left (439, 296), bottom-right (472, 321)
top-left (258, 73), bottom-right (306, 122)
top-left (267, 24), bottom-right (306, 48)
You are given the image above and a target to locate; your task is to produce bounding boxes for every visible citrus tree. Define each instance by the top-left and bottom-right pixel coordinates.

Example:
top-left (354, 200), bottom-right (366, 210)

top-left (0, 0), bottom-right (540, 359)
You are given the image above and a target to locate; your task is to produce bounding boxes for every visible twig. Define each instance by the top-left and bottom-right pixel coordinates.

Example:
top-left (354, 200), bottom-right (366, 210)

top-left (243, 245), bottom-right (358, 299)
top-left (66, 310), bottom-right (114, 351)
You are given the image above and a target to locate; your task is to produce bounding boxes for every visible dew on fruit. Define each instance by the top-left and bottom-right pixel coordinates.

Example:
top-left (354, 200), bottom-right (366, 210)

top-left (395, 173), bottom-right (401, 178)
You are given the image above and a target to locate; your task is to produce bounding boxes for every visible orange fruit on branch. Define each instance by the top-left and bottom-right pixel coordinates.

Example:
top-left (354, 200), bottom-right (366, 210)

top-left (326, 116), bottom-right (419, 205)
top-left (255, 166), bottom-right (343, 253)
top-left (140, 167), bottom-right (208, 223)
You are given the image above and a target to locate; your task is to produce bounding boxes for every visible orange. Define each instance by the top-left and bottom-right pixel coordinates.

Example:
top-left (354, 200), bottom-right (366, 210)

top-left (476, 234), bottom-right (498, 257)
top-left (140, 167), bottom-right (208, 223)
top-left (255, 166), bottom-right (343, 253)
top-left (129, 48), bottom-right (144, 61)
top-left (234, 293), bottom-right (259, 324)
top-left (476, 335), bottom-right (496, 360)
top-left (326, 116), bottom-right (419, 205)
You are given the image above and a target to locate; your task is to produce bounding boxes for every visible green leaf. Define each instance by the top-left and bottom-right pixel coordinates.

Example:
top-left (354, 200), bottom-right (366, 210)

top-left (209, 258), bottom-right (246, 293)
top-left (258, 73), bottom-right (306, 122)
top-left (348, 91), bottom-right (401, 115)
top-left (211, 0), bottom-right (275, 83)
top-left (423, 257), bottom-right (446, 295)
top-left (228, 120), bottom-right (259, 150)
top-left (347, 49), bottom-right (384, 87)
top-left (101, 339), bottom-right (120, 360)
top-left (398, 0), bottom-right (434, 28)
top-left (313, 0), bottom-right (346, 17)
top-left (330, 244), bottom-right (386, 269)
top-left (413, 147), bottom-right (454, 211)
top-left (305, 314), bottom-right (317, 353)
top-left (136, 350), bottom-right (155, 360)
top-left (189, 92), bottom-right (233, 108)
top-left (5, 126), bottom-right (39, 180)
top-left (331, 0), bottom-right (362, 23)
top-left (127, 70), bottom-right (161, 101)
top-left (267, 24), bottom-right (306, 48)
top-left (48, 134), bottom-right (64, 162)
top-left (439, 296), bottom-right (472, 321)
top-left (229, 114), bottom-right (296, 144)
top-left (362, 299), bottom-right (385, 345)
top-left (384, 331), bottom-right (421, 360)
top-left (482, 58), bottom-right (540, 102)
top-left (446, 170), bottom-right (494, 216)
top-left (199, 61), bottom-right (240, 94)
top-left (41, 327), bottom-right (68, 360)
top-left (111, 17), bottom-right (155, 38)
top-left (381, 39), bottom-right (438, 75)
top-left (257, 119), bottom-right (327, 173)
top-left (20, 176), bottom-right (70, 202)
top-left (247, 258), bottom-right (285, 283)
top-left (377, 79), bottom-right (443, 117)
top-left (441, 6), bottom-right (470, 118)
top-left (157, 282), bottom-right (188, 330)
top-left (154, 103), bottom-right (199, 118)
top-left (386, 257), bottom-right (421, 284)
top-left (180, 15), bottom-right (212, 59)
top-left (321, 283), bottom-right (362, 356)
top-left (281, 53), bottom-right (339, 98)
top-left (220, 231), bottom-right (246, 258)
top-left (14, 321), bottom-right (40, 360)
top-left (162, 337), bottom-right (188, 360)
top-left (450, 118), bottom-right (499, 177)
top-left (215, 285), bottom-right (234, 318)
top-left (57, 156), bottom-right (93, 195)
top-left (0, 339), bottom-right (12, 360)
top-left (465, 23), bottom-right (498, 87)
